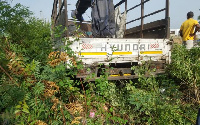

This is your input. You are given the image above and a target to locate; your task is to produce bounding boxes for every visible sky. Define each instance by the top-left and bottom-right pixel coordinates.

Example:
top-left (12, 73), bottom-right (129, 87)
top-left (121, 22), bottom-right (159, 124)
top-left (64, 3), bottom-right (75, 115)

top-left (8, 0), bottom-right (200, 29)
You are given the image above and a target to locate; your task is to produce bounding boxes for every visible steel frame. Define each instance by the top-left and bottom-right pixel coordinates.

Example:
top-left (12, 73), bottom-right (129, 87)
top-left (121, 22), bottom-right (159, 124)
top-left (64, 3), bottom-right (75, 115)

top-left (51, 0), bottom-right (170, 38)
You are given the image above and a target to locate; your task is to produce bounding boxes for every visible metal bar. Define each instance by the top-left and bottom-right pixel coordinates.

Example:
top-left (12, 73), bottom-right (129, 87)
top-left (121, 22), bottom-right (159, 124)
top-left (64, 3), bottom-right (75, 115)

top-left (52, 0), bottom-right (58, 15)
top-left (57, 0), bottom-right (62, 26)
top-left (126, 8), bottom-right (166, 25)
top-left (141, 0), bottom-right (144, 38)
top-left (125, 0), bottom-right (127, 12)
top-left (114, 0), bottom-right (126, 9)
top-left (123, 0), bottom-right (150, 14)
top-left (51, 0), bottom-right (58, 28)
top-left (165, 0), bottom-right (170, 38)
top-left (55, 2), bottom-right (64, 23)
top-left (51, 0), bottom-right (58, 40)
top-left (51, 0), bottom-right (55, 19)
top-left (165, 0), bottom-right (169, 18)
top-left (64, 0), bottom-right (69, 37)
top-left (124, 0), bottom-right (127, 32)
top-left (59, 0), bottom-right (62, 13)
top-left (53, 0), bottom-right (58, 25)
top-left (82, 69), bottom-right (165, 81)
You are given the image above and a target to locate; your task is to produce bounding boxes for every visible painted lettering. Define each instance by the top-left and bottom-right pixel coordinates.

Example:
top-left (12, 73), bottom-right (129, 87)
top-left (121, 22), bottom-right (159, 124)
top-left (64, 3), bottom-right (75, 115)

top-left (117, 44), bottom-right (123, 51)
top-left (125, 44), bottom-right (130, 51)
top-left (133, 44), bottom-right (138, 50)
top-left (101, 43), bottom-right (149, 52)
top-left (139, 44), bottom-right (145, 50)
top-left (101, 44), bottom-right (107, 51)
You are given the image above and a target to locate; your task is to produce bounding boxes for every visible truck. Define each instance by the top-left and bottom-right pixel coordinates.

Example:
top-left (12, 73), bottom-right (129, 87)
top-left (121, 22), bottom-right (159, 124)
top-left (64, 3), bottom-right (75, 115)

top-left (51, 0), bottom-right (172, 80)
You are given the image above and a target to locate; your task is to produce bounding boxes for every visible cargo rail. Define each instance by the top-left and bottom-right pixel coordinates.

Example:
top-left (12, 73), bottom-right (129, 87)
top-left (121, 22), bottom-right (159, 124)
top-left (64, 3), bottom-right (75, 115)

top-left (51, 0), bottom-right (170, 39)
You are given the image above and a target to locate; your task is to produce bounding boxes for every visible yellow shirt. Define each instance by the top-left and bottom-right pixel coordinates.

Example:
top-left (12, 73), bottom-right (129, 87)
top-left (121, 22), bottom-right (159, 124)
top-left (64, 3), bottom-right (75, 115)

top-left (180, 18), bottom-right (199, 41)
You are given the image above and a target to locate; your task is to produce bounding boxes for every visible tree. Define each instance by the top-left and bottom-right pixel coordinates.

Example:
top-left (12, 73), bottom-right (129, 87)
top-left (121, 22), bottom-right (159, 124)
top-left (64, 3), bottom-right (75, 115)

top-left (0, 1), bottom-right (53, 116)
top-left (0, 1), bottom-right (52, 64)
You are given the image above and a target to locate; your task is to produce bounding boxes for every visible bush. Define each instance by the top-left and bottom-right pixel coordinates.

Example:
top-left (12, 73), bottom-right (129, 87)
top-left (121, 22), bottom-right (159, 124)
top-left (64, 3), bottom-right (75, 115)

top-left (169, 44), bottom-right (200, 103)
top-left (0, 1), bottom-right (199, 124)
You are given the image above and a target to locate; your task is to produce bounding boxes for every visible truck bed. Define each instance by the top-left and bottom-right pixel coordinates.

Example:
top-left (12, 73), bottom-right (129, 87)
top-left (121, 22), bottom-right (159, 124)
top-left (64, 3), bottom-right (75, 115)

top-left (68, 38), bottom-right (172, 80)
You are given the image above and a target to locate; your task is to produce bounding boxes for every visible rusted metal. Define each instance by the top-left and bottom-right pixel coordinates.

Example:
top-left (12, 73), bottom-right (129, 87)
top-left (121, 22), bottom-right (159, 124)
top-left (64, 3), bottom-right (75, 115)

top-left (52, 0), bottom-right (57, 26)
top-left (125, 19), bottom-right (167, 38)
top-left (51, 0), bottom-right (58, 40)
top-left (123, 0), bottom-right (150, 14)
top-left (83, 69), bottom-right (165, 81)
top-left (59, 0), bottom-right (62, 10)
top-left (165, 0), bottom-right (170, 38)
top-left (126, 8), bottom-right (166, 25)
top-left (109, 68), bottom-right (132, 75)
top-left (51, 0), bottom-right (170, 38)
top-left (51, 0), bottom-right (69, 38)
top-left (165, 0), bottom-right (169, 18)
top-left (64, 0), bottom-right (69, 37)
top-left (113, 0), bottom-right (170, 38)
top-left (56, 2), bottom-right (64, 22)
top-left (76, 60), bottom-right (166, 81)
top-left (124, 0), bottom-right (127, 35)
top-left (125, 0), bottom-right (127, 12)
top-left (141, 0), bottom-right (144, 38)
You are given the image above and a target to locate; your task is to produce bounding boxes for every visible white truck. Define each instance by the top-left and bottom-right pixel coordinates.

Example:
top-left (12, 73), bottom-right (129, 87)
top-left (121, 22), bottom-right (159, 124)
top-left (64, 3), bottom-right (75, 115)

top-left (69, 38), bottom-right (171, 80)
top-left (52, 0), bottom-right (171, 80)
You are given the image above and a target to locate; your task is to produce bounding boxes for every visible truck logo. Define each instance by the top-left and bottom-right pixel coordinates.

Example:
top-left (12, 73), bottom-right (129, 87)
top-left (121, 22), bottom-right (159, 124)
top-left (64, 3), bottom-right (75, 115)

top-left (101, 43), bottom-right (148, 51)
top-left (82, 43), bottom-right (93, 49)
top-left (150, 43), bottom-right (159, 49)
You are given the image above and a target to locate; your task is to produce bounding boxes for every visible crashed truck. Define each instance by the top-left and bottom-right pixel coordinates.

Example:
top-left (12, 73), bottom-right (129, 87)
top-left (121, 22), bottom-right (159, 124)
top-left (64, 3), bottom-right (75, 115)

top-left (51, 0), bottom-right (171, 80)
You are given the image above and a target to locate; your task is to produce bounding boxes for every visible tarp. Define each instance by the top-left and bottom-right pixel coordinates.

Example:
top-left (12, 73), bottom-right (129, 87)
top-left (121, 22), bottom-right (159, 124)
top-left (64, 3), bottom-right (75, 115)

top-left (115, 7), bottom-right (127, 38)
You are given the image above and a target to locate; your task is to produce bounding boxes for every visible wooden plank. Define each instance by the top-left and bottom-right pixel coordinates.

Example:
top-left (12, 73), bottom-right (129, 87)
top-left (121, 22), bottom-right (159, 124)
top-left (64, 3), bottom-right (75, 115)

top-left (141, 0), bottom-right (144, 38)
top-left (125, 19), bottom-right (167, 35)
top-left (125, 27), bottom-right (166, 38)
top-left (126, 8), bottom-right (165, 25)
top-left (64, 0), bottom-right (69, 37)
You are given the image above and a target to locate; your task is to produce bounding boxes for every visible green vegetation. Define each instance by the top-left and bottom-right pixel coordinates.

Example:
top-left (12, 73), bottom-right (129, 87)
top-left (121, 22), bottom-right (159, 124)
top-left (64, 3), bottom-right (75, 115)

top-left (0, 1), bottom-right (200, 125)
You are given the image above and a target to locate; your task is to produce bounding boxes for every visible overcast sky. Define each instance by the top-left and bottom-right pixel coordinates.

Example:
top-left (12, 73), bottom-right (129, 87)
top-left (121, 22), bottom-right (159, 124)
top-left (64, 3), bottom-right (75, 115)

top-left (9, 0), bottom-right (200, 29)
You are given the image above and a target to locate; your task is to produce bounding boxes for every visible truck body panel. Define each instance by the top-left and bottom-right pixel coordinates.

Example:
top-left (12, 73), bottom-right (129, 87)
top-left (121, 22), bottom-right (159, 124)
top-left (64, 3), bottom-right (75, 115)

top-left (68, 38), bottom-right (171, 79)
top-left (52, 0), bottom-right (171, 80)
top-left (70, 38), bottom-right (171, 65)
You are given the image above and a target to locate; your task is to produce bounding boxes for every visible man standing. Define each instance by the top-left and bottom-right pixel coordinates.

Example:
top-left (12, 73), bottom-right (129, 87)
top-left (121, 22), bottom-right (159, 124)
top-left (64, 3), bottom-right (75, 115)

top-left (179, 11), bottom-right (200, 49)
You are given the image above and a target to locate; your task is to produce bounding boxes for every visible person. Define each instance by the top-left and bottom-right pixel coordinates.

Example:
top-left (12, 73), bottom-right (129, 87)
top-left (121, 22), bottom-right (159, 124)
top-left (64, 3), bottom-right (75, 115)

top-left (179, 11), bottom-right (200, 49)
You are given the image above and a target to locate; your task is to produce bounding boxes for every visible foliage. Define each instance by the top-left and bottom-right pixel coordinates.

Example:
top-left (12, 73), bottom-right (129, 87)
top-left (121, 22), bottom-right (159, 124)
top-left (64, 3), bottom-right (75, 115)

top-left (169, 44), bottom-right (200, 102)
top-left (0, 1), bottom-right (200, 125)
top-left (0, 1), bottom-right (52, 64)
